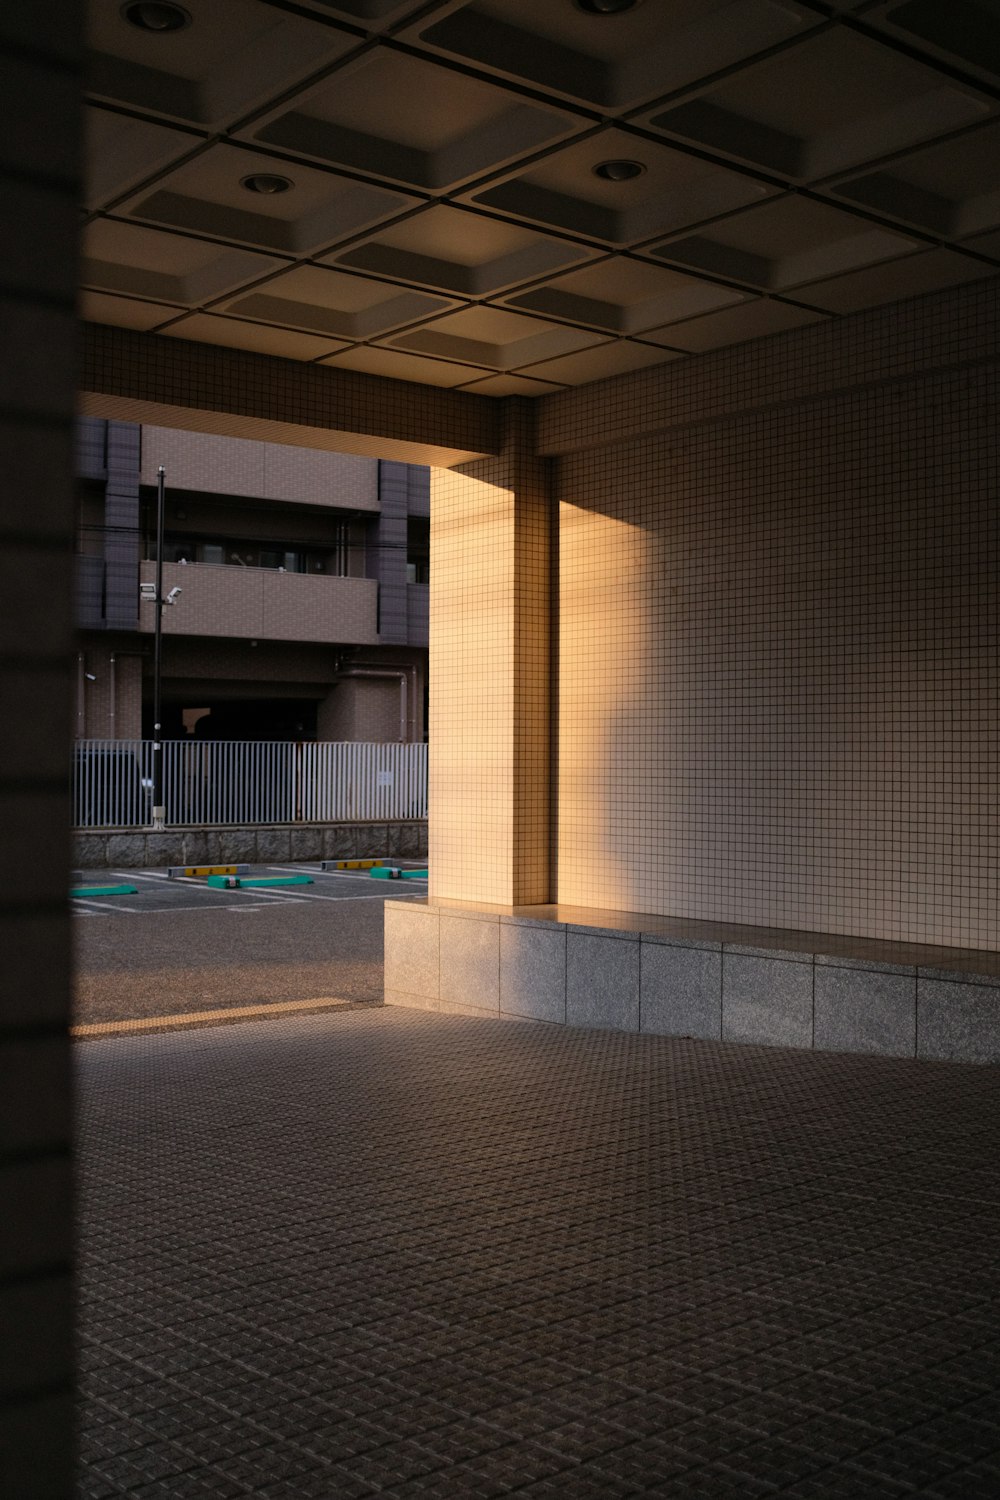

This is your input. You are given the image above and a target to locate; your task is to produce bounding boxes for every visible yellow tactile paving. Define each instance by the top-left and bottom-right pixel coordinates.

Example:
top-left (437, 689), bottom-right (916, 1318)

top-left (71, 996), bottom-right (356, 1037)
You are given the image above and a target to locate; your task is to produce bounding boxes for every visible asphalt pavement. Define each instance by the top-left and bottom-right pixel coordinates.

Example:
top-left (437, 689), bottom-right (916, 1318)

top-left (73, 863), bottom-right (426, 1025)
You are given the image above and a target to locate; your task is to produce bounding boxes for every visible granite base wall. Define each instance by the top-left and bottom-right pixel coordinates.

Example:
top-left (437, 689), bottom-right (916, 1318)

top-left (74, 821), bottom-right (427, 869)
top-left (385, 902), bottom-right (1000, 1066)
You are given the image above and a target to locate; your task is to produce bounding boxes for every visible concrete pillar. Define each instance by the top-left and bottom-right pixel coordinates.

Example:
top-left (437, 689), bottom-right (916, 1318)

top-left (429, 400), bottom-right (552, 907)
top-left (0, 2), bottom-right (81, 1494)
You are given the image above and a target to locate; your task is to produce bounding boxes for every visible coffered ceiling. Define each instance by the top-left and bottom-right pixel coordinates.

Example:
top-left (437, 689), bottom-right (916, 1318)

top-left (84, 0), bottom-right (1000, 394)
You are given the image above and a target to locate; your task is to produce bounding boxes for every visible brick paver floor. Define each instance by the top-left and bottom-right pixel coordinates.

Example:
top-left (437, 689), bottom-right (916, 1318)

top-left (76, 1008), bottom-right (1000, 1498)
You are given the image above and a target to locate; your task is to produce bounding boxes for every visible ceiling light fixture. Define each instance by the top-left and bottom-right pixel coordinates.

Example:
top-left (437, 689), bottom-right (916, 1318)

top-left (241, 174), bottom-right (293, 195)
top-left (122, 2), bottom-right (192, 31)
top-left (576, 0), bottom-right (641, 14)
top-left (593, 159), bottom-right (645, 181)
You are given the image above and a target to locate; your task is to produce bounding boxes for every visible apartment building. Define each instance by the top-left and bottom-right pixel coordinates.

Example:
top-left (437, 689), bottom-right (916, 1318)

top-left (74, 420), bottom-right (429, 743)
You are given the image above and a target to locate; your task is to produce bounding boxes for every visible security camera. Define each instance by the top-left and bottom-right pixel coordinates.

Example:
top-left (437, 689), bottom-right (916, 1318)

top-left (166, 586), bottom-right (182, 604)
top-left (85, 672), bottom-right (97, 682)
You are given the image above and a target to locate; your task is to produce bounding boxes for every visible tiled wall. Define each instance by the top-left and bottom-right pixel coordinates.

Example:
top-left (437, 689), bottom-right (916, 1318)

top-left (0, 2), bottom-right (79, 1492)
top-left (139, 427), bottom-right (380, 511)
top-left (136, 562), bottom-right (378, 646)
top-left (549, 278), bottom-right (999, 951)
top-left (81, 323), bottom-right (500, 468)
top-left (429, 399), bottom-right (551, 907)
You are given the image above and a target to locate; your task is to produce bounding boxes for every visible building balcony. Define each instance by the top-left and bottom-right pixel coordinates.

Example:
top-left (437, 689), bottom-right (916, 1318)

top-left (137, 561), bottom-right (378, 646)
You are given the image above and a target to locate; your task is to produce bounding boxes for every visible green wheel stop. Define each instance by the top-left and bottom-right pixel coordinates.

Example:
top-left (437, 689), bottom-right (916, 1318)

top-left (206, 874), bottom-right (314, 889)
top-left (72, 884), bottom-right (138, 898)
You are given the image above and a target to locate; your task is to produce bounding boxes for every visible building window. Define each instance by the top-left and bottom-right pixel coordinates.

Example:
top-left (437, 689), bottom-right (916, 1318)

top-left (407, 517), bottom-right (429, 585)
top-left (151, 534), bottom-right (339, 574)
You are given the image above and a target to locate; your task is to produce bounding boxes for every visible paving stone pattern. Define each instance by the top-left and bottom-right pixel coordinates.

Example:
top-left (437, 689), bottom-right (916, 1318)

top-left (76, 1009), bottom-right (1000, 1498)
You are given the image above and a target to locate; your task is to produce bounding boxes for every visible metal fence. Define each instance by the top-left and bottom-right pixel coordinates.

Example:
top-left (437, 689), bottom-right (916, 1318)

top-left (72, 739), bottom-right (428, 828)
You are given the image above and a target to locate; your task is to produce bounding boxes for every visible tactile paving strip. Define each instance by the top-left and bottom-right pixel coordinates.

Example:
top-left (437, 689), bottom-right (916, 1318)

top-left (76, 1009), bottom-right (1000, 1498)
top-left (72, 997), bottom-right (372, 1039)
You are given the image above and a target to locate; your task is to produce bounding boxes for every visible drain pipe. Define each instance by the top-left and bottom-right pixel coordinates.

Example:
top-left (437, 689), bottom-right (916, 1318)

top-left (334, 665), bottom-right (412, 742)
top-left (109, 652), bottom-right (116, 739)
top-left (77, 652), bottom-right (86, 737)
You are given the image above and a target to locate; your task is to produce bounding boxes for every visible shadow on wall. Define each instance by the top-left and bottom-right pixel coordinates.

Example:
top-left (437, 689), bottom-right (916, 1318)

top-left (555, 382), bottom-right (1000, 949)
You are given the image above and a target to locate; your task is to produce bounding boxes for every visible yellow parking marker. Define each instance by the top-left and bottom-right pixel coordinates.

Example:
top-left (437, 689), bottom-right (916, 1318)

top-left (71, 995), bottom-right (358, 1037)
top-left (167, 864), bottom-right (249, 878)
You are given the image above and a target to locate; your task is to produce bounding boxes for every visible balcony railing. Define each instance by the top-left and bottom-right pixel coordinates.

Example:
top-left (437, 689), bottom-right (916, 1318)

top-left (72, 740), bottom-right (428, 828)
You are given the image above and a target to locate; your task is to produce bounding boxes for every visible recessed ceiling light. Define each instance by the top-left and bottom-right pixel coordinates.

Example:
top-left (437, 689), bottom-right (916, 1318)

top-left (575, 0), bottom-right (641, 14)
top-left (121, 2), bottom-right (192, 31)
top-left (241, 174), bottom-right (293, 195)
top-left (593, 159), bottom-right (645, 182)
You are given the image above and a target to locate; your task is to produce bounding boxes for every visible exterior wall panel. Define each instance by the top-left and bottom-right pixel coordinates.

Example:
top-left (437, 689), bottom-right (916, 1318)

top-left (137, 562), bottom-right (378, 645)
top-left (548, 278), bottom-right (1000, 951)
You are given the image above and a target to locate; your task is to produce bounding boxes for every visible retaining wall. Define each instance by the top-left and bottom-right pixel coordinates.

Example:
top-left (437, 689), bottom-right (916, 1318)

top-left (385, 900), bottom-right (1000, 1066)
top-left (74, 821), bottom-right (427, 870)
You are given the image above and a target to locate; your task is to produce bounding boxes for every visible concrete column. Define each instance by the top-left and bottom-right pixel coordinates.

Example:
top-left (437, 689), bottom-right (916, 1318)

top-left (0, 2), bottom-right (81, 1495)
top-left (429, 399), bottom-right (552, 907)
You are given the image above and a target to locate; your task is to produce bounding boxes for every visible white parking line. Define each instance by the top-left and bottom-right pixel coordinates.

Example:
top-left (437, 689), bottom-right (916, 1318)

top-left (112, 869), bottom-right (172, 882)
top-left (72, 898), bottom-right (140, 914)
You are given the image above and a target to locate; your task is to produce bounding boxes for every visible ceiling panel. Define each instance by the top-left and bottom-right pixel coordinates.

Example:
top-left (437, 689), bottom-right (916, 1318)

top-left (82, 220), bottom-right (286, 305)
top-left (501, 256), bottom-right (747, 333)
top-left (160, 312), bottom-right (349, 361)
top-left (241, 47), bottom-right (584, 192)
top-left (659, 296), bottom-right (828, 353)
top-left (87, 0), bottom-right (360, 129)
top-left (865, 0), bottom-right (1000, 91)
top-left (402, 0), bottom-right (821, 111)
top-left (119, 143), bottom-right (420, 256)
top-left (293, 0), bottom-right (442, 24)
top-left (221, 263), bottom-right (456, 339)
top-left (85, 106), bottom-right (203, 212)
top-left (455, 372), bottom-right (567, 396)
top-left (318, 346), bottom-right (494, 386)
top-left (787, 246), bottom-right (996, 313)
top-left (639, 28), bottom-right (994, 183)
top-left (81, 0), bottom-right (1000, 390)
top-left (80, 290), bottom-right (184, 330)
top-left (828, 120), bottom-right (1000, 239)
top-left (651, 196), bottom-right (921, 291)
top-left (515, 339), bottom-right (684, 385)
top-left (385, 305), bottom-right (608, 370)
top-left (322, 205), bottom-right (599, 296)
top-left (464, 127), bottom-right (777, 247)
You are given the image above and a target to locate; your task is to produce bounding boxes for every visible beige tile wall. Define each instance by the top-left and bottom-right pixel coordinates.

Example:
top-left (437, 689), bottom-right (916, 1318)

top-left (429, 398), bottom-right (551, 906)
top-left (550, 280), bottom-right (999, 950)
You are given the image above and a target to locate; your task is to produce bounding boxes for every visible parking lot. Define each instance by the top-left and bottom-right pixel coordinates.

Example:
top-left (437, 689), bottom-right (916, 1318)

top-left (71, 860), bottom-right (427, 916)
top-left (72, 862), bottom-right (427, 1027)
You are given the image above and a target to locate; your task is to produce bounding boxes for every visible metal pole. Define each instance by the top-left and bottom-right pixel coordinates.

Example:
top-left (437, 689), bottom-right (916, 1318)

top-left (152, 465), bottom-right (166, 830)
